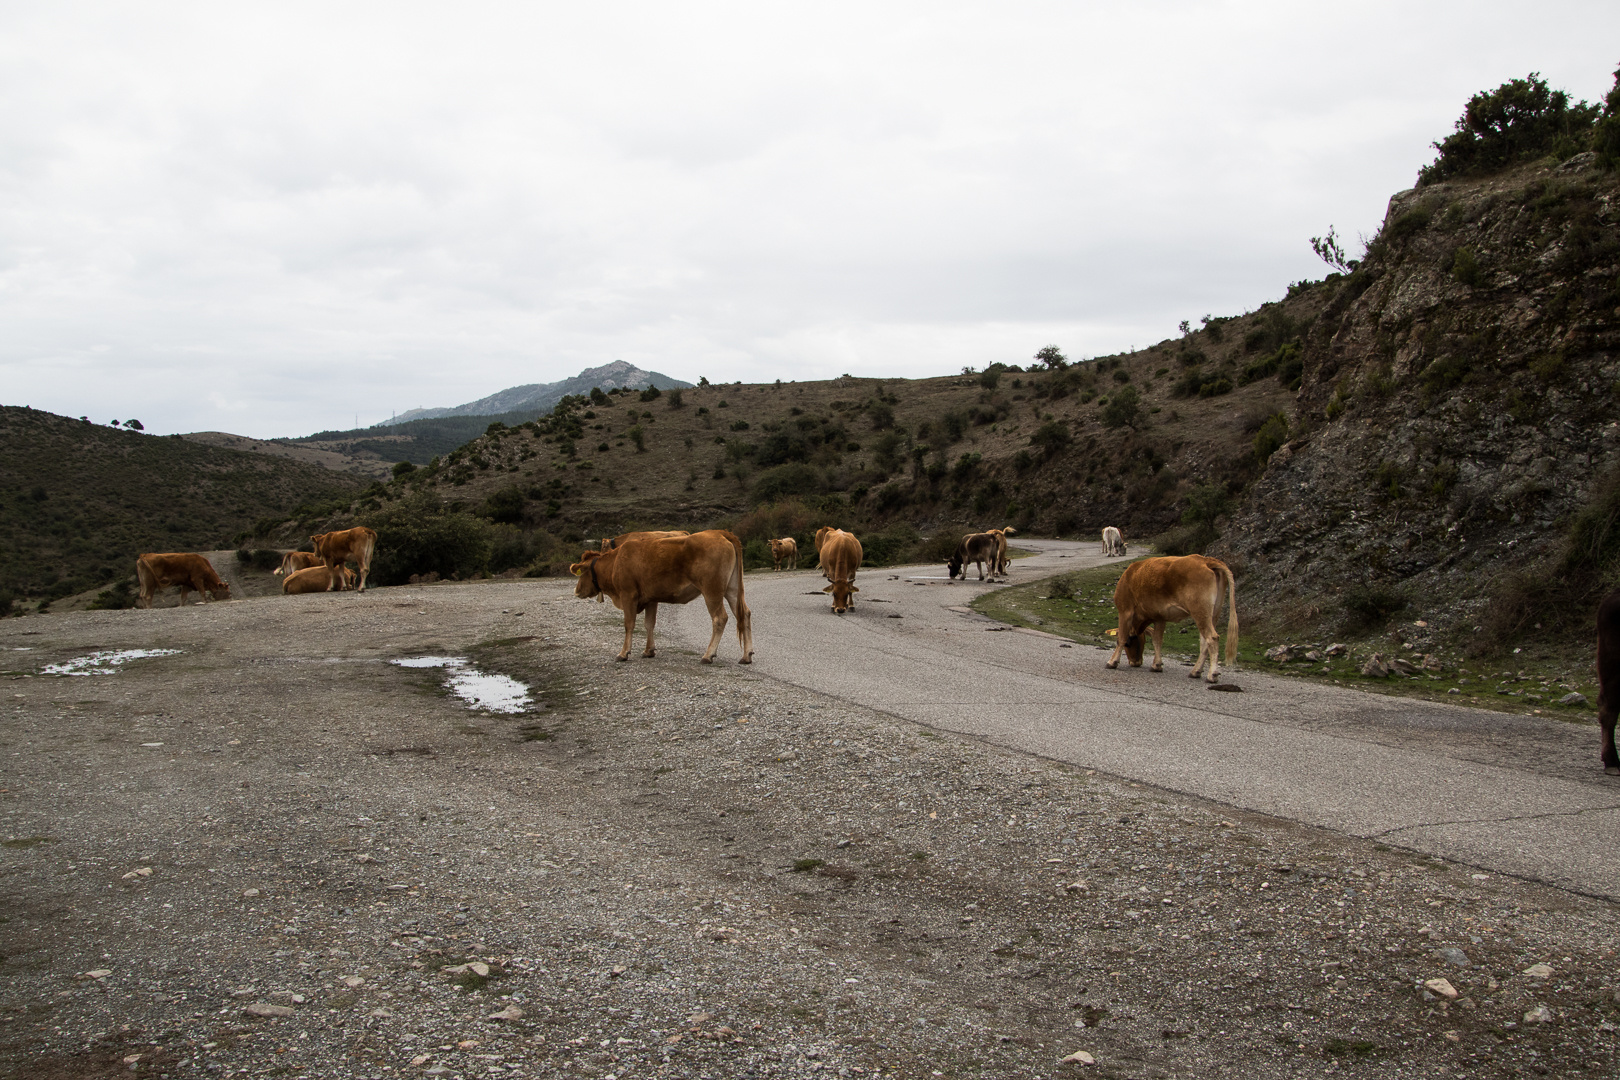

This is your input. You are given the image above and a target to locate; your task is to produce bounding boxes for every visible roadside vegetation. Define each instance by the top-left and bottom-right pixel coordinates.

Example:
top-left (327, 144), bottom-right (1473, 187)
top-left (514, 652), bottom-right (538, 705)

top-left (973, 561), bottom-right (1603, 721)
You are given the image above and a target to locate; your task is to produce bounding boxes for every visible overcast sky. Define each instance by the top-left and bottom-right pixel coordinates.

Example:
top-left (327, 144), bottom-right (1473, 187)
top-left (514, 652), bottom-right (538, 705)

top-left (2, 3), bottom-right (1615, 439)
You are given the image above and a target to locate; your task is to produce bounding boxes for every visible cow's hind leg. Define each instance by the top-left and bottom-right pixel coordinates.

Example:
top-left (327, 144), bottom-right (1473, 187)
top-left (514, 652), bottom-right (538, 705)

top-left (699, 590), bottom-right (729, 664)
top-left (1148, 623), bottom-right (1166, 672)
top-left (641, 602), bottom-right (660, 657)
top-left (1189, 613), bottom-right (1220, 682)
top-left (730, 591), bottom-right (754, 664)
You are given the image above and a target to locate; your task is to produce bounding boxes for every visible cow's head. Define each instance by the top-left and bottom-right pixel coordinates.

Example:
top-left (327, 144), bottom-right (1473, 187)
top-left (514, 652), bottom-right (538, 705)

top-left (1121, 621), bottom-right (1145, 666)
top-left (570, 551), bottom-right (604, 599)
top-left (209, 582), bottom-right (233, 602)
top-left (823, 579), bottom-right (858, 613)
top-left (947, 550), bottom-right (964, 580)
top-left (814, 525), bottom-right (834, 552)
top-left (310, 532), bottom-right (329, 555)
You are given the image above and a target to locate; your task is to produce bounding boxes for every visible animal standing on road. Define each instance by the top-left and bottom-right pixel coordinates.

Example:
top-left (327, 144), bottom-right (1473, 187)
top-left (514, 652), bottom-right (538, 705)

top-left (1101, 526), bottom-right (1127, 557)
top-left (1597, 588), bottom-right (1620, 775)
top-left (1106, 554), bottom-right (1238, 683)
top-left (947, 531), bottom-right (1000, 582)
top-left (274, 550), bottom-right (322, 577)
top-left (815, 527), bottom-right (863, 613)
top-left (135, 553), bottom-right (232, 608)
top-left (570, 530), bottom-right (754, 664)
top-left (311, 527), bottom-right (378, 592)
top-left (281, 564), bottom-right (358, 594)
top-left (768, 537), bottom-right (798, 571)
top-left (987, 526), bottom-right (1017, 576)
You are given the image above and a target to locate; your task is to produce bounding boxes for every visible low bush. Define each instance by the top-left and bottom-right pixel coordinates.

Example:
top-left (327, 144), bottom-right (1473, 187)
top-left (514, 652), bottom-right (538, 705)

top-left (235, 548), bottom-right (283, 572)
top-left (362, 496), bottom-right (494, 585)
top-left (1341, 584), bottom-right (1408, 631)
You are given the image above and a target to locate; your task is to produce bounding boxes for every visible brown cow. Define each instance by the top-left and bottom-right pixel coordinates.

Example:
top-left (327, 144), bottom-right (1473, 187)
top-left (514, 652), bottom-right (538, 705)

top-left (311, 527), bottom-right (378, 592)
top-left (282, 564), bottom-right (358, 594)
top-left (602, 530), bottom-right (690, 551)
top-left (987, 526), bottom-right (1017, 576)
top-left (570, 530), bottom-right (753, 664)
top-left (948, 531), bottom-right (999, 581)
top-left (1597, 588), bottom-right (1620, 774)
top-left (1106, 555), bottom-right (1238, 683)
top-left (816, 527), bottom-right (863, 613)
top-left (768, 537), bottom-right (798, 570)
top-left (135, 553), bottom-right (232, 609)
top-left (274, 550), bottom-right (322, 577)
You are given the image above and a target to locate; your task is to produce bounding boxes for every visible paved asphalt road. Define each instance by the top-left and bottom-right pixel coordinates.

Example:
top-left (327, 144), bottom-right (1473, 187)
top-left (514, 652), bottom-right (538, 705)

top-left (659, 538), bottom-right (1620, 900)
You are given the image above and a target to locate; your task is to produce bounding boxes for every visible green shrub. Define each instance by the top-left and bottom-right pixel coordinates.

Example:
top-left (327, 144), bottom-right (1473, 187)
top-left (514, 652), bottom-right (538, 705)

top-left (483, 487), bottom-right (526, 525)
top-left (940, 410), bottom-right (969, 443)
top-left (951, 452), bottom-right (982, 483)
top-left (628, 424), bottom-right (647, 451)
top-left (1253, 413), bottom-right (1289, 461)
top-left (235, 548), bottom-right (283, 572)
top-left (392, 460), bottom-right (416, 478)
top-left (750, 463), bottom-right (825, 505)
top-left (86, 580), bottom-right (137, 610)
top-left (1029, 420), bottom-right (1071, 457)
top-left (639, 385), bottom-right (662, 402)
top-left (362, 497), bottom-right (494, 585)
top-left (1419, 73), bottom-right (1600, 185)
top-left (1450, 246), bottom-right (1483, 287)
top-left (1101, 385), bottom-right (1141, 429)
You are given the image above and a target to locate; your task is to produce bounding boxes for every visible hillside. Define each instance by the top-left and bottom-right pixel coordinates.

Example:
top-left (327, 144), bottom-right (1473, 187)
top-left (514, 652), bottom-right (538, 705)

top-left (1216, 150), bottom-right (1620, 653)
top-left (0, 407), bottom-right (365, 610)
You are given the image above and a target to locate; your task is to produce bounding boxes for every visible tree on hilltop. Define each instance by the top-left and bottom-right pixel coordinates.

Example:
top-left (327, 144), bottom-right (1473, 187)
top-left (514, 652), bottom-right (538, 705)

top-left (1419, 73), bottom-right (1598, 185)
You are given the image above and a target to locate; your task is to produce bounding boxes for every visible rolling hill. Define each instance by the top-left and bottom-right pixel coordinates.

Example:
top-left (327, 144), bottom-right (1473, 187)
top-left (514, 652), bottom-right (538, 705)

top-left (0, 406), bottom-right (365, 610)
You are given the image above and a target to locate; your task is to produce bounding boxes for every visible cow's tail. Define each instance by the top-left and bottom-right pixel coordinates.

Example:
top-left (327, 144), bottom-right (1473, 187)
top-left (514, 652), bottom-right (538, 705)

top-left (720, 530), bottom-right (746, 602)
top-left (1218, 560), bottom-right (1239, 665)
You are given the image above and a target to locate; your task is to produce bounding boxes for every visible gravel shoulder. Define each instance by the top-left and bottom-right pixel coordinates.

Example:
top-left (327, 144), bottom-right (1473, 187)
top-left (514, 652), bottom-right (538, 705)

top-left (2, 581), bottom-right (1618, 1079)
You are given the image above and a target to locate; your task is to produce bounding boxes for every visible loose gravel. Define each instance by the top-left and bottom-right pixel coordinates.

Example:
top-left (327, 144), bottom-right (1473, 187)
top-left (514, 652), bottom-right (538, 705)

top-left (1, 580), bottom-right (1617, 1079)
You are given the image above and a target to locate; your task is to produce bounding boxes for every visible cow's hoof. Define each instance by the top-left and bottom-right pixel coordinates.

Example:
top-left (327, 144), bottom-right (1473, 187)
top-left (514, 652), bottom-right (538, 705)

top-left (616, 655), bottom-right (630, 662)
top-left (1105, 661), bottom-right (1118, 669)
top-left (1188, 670), bottom-right (1201, 679)
top-left (1607, 765), bottom-right (1620, 775)
top-left (1151, 665), bottom-right (1164, 673)
top-left (738, 657), bottom-right (752, 665)
top-left (700, 656), bottom-right (715, 665)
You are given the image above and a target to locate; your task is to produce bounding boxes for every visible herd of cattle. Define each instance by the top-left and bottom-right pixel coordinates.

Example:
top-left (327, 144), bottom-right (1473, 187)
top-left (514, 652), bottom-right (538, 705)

top-left (126, 521), bottom-right (1620, 775)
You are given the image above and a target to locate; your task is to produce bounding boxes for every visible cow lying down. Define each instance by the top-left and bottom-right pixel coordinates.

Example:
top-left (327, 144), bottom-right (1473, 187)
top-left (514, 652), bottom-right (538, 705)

top-left (1106, 554), bottom-right (1238, 683)
top-left (570, 529), bottom-right (754, 664)
top-left (282, 564), bottom-right (357, 594)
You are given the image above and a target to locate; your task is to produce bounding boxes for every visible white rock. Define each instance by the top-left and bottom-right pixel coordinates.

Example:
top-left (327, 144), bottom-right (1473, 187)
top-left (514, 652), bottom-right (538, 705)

top-left (488, 1005), bottom-right (524, 1021)
top-left (241, 888), bottom-right (260, 898)
top-left (341, 975), bottom-right (364, 988)
top-left (1060, 1049), bottom-right (1096, 1065)
top-left (1524, 1005), bottom-right (1554, 1023)
top-left (85, 969), bottom-right (111, 980)
top-left (1558, 692), bottom-right (1587, 706)
top-left (1423, 978), bottom-right (1459, 1000)
top-left (121, 867), bottom-right (153, 879)
top-left (1522, 963), bottom-right (1553, 978)
top-left (244, 1002), bottom-right (294, 1017)
top-left (410, 1054), bottom-right (431, 1066)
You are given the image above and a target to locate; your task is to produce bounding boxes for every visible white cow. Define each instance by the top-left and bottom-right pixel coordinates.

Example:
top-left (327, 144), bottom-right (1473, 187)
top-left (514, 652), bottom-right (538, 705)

top-left (1102, 526), bottom-right (1127, 557)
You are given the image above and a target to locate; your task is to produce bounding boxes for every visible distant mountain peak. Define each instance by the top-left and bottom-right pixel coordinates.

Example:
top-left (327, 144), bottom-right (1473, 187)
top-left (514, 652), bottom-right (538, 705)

top-left (381, 363), bottom-right (690, 426)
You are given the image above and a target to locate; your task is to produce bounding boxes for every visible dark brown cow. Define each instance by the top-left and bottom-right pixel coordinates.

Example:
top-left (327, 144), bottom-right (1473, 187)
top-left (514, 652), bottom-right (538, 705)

top-left (815, 527), bottom-right (863, 613)
top-left (311, 527), bottom-right (378, 592)
top-left (274, 550), bottom-right (322, 577)
top-left (570, 530), bottom-right (753, 664)
top-left (1106, 555), bottom-right (1238, 683)
top-left (282, 564), bottom-right (357, 594)
top-left (947, 531), bottom-right (999, 581)
top-left (1597, 588), bottom-right (1620, 775)
top-left (768, 537), bottom-right (798, 570)
top-left (135, 553), bottom-right (232, 609)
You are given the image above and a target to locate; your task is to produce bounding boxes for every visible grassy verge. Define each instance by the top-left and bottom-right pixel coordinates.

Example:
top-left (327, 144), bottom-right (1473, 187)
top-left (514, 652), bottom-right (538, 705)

top-left (971, 562), bottom-right (1602, 722)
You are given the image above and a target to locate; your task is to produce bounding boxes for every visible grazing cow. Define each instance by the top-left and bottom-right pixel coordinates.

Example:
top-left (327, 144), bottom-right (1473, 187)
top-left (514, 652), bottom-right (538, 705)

top-left (816, 527), bottom-right (863, 613)
top-left (768, 537), bottom-right (798, 571)
top-left (986, 526), bottom-right (1017, 575)
top-left (1105, 554), bottom-right (1238, 683)
top-left (311, 527), bottom-right (378, 592)
top-left (1102, 526), bottom-right (1127, 557)
top-left (1597, 588), bottom-right (1620, 775)
top-left (135, 553), bottom-right (232, 609)
top-left (570, 530), bottom-right (753, 664)
top-left (282, 564), bottom-right (357, 594)
top-left (948, 531), bottom-right (1000, 582)
top-left (602, 530), bottom-right (690, 551)
top-left (274, 550), bottom-right (322, 577)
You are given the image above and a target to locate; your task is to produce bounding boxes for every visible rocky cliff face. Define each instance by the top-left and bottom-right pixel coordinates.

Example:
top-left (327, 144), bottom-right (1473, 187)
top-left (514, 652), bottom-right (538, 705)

top-left (1218, 153), bottom-right (1620, 641)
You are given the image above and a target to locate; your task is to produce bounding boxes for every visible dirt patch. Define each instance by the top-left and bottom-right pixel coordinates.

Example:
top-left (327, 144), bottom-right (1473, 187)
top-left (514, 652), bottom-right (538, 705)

top-left (1, 583), bottom-right (1616, 1078)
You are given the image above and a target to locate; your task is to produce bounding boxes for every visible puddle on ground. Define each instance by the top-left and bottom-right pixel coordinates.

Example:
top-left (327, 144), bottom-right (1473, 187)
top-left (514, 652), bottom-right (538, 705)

top-left (42, 649), bottom-right (182, 676)
top-left (391, 656), bottom-right (533, 714)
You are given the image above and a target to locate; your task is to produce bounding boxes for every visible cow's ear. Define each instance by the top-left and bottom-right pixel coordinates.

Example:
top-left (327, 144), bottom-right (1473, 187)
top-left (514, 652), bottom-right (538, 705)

top-left (568, 563), bottom-right (586, 577)
top-left (850, 585), bottom-right (859, 592)
top-left (822, 584), bottom-right (834, 593)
